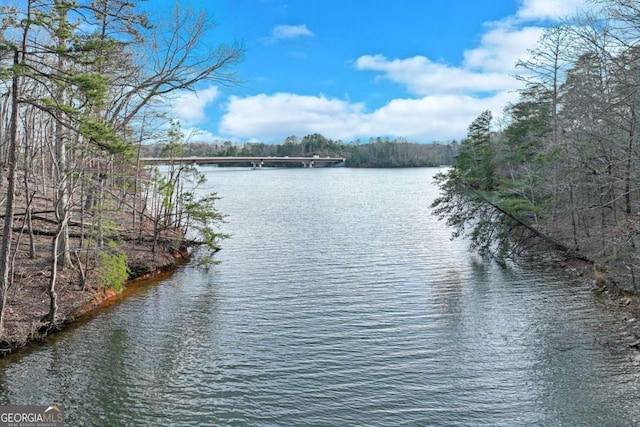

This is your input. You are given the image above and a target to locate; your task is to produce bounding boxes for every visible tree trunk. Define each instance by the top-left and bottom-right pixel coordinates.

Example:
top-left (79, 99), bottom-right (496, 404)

top-left (45, 227), bottom-right (62, 324)
top-left (0, 50), bottom-right (21, 336)
top-left (54, 7), bottom-right (72, 270)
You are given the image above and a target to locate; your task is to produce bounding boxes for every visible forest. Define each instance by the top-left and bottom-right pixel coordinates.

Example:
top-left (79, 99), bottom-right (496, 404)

top-left (0, 1), bottom-right (239, 347)
top-left (433, 0), bottom-right (640, 292)
top-left (140, 134), bottom-right (459, 168)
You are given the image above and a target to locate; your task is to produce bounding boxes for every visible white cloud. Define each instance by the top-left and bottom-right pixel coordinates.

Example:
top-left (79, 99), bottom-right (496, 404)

top-left (516, 0), bottom-right (586, 21)
top-left (270, 24), bottom-right (314, 40)
top-left (366, 91), bottom-right (518, 139)
top-left (220, 93), bottom-right (365, 140)
top-left (355, 54), bottom-right (518, 96)
top-left (463, 26), bottom-right (544, 72)
top-left (354, 23), bottom-right (546, 97)
top-left (172, 86), bottom-right (221, 125)
top-left (214, 0), bottom-right (586, 142)
top-left (219, 16), bottom-right (538, 141)
top-left (219, 91), bottom-right (518, 141)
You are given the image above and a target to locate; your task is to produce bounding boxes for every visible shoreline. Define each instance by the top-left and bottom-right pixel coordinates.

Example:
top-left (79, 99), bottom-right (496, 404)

top-left (558, 256), bottom-right (640, 349)
top-left (66, 249), bottom-right (189, 323)
top-left (0, 244), bottom-right (190, 358)
top-left (3, 244), bottom-right (639, 359)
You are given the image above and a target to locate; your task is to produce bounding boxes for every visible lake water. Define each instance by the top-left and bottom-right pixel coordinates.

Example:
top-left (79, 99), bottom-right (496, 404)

top-left (1, 167), bottom-right (640, 426)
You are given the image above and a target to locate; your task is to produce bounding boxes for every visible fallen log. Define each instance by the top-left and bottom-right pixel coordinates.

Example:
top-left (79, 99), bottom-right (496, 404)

top-left (0, 210), bottom-right (55, 219)
top-left (9, 226), bottom-right (215, 251)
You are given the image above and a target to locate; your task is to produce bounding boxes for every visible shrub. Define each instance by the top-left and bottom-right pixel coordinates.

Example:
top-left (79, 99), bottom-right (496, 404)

top-left (96, 247), bottom-right (130, 295)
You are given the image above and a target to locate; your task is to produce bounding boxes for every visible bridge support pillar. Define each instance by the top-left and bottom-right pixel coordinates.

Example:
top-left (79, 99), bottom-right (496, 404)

top-left (302, 161), bottom-right (315, 168)
top-left (251, 161), bottom-right (264, 169)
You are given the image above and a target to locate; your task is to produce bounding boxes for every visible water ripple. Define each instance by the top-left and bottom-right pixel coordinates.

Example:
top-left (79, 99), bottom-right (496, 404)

top-left (1, 168), bottom-right (639, 426)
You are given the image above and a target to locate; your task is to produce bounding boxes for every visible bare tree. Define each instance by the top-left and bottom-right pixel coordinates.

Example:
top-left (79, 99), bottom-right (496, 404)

top-left (0, 0), bottom-right (244, 332)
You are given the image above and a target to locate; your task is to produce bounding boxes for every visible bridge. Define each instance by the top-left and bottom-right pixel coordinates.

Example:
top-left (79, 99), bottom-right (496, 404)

top-left (140, 156), bottom-right (346, 169)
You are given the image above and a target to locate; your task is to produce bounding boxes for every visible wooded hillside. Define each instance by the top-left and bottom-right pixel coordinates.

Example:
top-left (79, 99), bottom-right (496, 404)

top-left (0, 0), bottom-right (240, 341)
top-left (433, 0), bottom-right (640, 291)
top-left (141, 134), bottom-right (458, 168)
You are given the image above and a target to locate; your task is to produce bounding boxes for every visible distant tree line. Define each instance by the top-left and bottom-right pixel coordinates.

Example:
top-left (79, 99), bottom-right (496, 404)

top-left (141, 133), bottom-right (458, 168)
top-left (433, 0), bottom-right (640, 291)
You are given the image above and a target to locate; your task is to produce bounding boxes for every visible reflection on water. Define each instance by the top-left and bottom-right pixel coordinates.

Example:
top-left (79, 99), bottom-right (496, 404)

top-left (1, 168), bottom-right (639, 426)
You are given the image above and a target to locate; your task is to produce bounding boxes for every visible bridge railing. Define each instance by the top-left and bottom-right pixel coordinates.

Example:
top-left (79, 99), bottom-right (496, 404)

top-left (140, 156), bottom-right (346, 168)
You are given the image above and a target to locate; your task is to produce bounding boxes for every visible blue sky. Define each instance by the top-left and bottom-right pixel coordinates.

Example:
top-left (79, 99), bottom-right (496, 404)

top-left (156, 0), bottom-right (586, 143)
